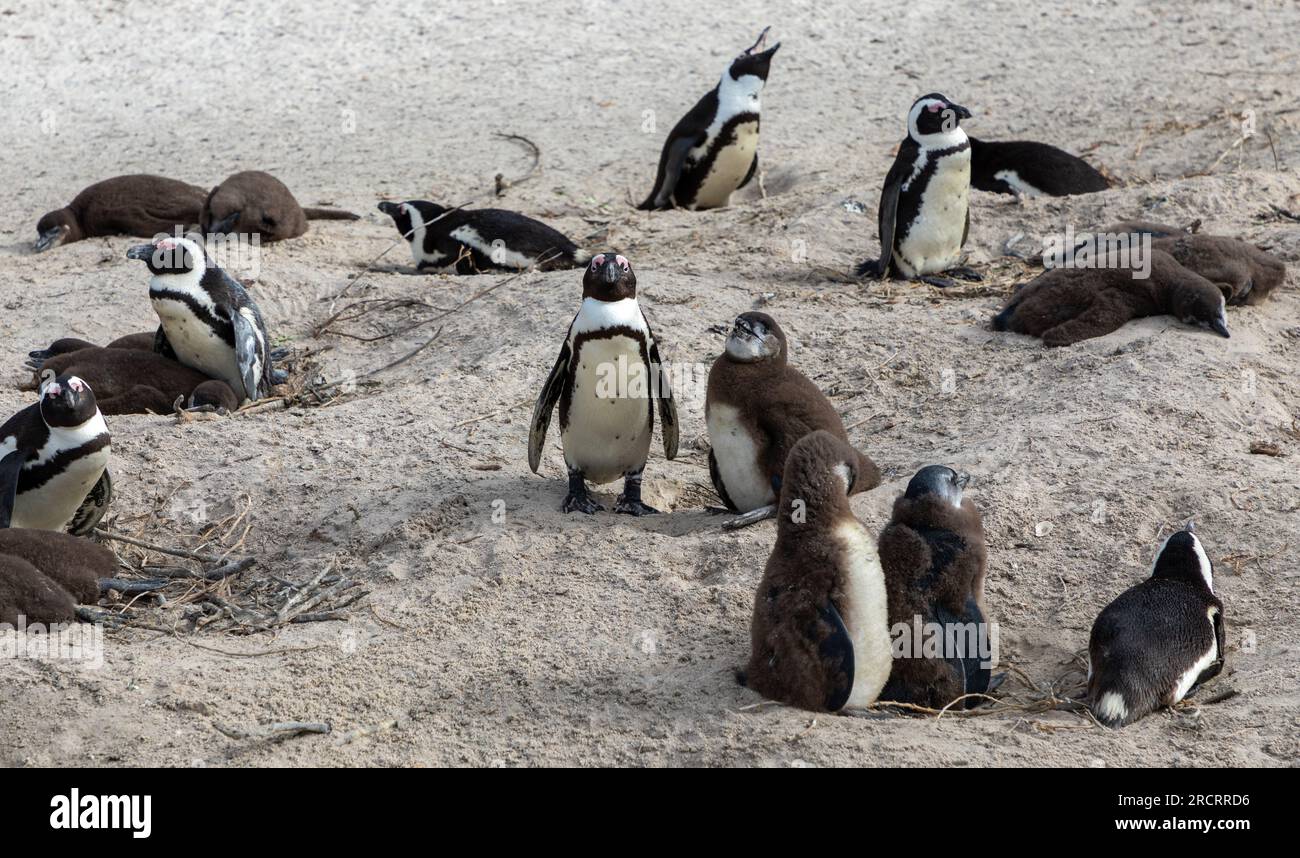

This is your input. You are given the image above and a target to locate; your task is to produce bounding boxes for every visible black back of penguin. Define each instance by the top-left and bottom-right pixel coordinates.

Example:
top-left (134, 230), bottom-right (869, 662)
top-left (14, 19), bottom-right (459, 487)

top-left (1088, 526), bottom-right (1225, 727)
top-left (377, 200), bottom-right (587, 272)
top-left (968, 137), bottom-right (1109, 197)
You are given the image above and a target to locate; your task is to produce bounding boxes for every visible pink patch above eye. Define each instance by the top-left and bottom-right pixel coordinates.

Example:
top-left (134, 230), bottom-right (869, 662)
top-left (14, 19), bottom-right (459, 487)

top-left (158, 239), bottom-right (176, 250)
top-left (616, 255), bottom-right (628, 268)
top-left (927, 103), bottom-right (942, 112)
top-left (592, 255), bottom-right (605, 267)
top-left (46, 383), bottom-right (62, 396)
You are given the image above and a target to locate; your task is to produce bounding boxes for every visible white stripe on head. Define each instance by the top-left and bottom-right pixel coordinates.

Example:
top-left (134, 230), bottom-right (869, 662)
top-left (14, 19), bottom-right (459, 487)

top-left (148, 236), bottom-right (210, 305)
top-left (907, 97), bottom-right (968, 150)
top-left (717, 72), bottom-right (764, 121)
top-left (1149, 529), bottom-right (1214, 591)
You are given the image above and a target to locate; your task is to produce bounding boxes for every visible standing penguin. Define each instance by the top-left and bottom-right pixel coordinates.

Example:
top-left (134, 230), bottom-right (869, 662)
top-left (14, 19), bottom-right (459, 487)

top-left (638, 27), bottom-right (780, 211)
top-left (877, 466), bottom-right (994, 709)
top-left (1088, 523), bottom-right (1225, 728)
top-left (126, 236), bottom-right (273, 403)
top-left (705, 312), bottom-right (880, 529)
top-left (858, 93), bottom-right (981, 287)
top-left (528, 253), bottom-right (678, 514)
top-left (377, 200), bottom-right (590, 273)
top-left (743, 431), bottom-right (893, 713)
top-left (0, 374), bottom-right (112, 536)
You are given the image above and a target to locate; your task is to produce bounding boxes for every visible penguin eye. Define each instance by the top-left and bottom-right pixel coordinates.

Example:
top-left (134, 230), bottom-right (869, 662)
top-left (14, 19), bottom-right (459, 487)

top-left (591, 255), bottom-right (604, 269)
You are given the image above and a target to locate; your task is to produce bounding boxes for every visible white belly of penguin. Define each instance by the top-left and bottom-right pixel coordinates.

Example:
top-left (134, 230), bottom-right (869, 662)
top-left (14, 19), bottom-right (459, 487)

top-left (687, 121), bottom-right (759, 210)
top-left (152, 298), bottom-right (242, 394)
top-left (896, 153), bottom-right (971, 276)
top-left (13, 445), bottom-right (110, 532)
top-left (562, 336), bottom-right (653, 485)
top-left (835, 521), bottom-right (893, 709)
top-left (705, 403), bottom-right (772, 512)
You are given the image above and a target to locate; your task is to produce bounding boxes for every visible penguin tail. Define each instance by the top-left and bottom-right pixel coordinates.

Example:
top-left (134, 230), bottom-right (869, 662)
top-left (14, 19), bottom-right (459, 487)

top-left (572, 248), bottom-right (593, 265)
top-left (734, 668), bottom-right (749, 688)
top-left (303, 207), bottom-right (361, 221)
top-left (991, 302), bottom-right (1018, 332)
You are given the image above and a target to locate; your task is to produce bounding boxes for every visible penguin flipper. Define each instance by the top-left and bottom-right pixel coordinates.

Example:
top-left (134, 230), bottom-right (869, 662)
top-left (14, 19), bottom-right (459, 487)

top-left (152, 325), bottom-right (177, 361)
top-left (528, 341), bottom-right (570, 473)
top-left (639, 135), bottom-right (698, 210)
top-left (935, 597), bottom-right (991, 707)
top-left (707, 448), bottom-right (738, 512)
top-left (875, 145), bottom-right (911, 279)
top-left (67, 469), bottom-right (112, 537)
top-left (1193, 604), bottom-right (1227, 692)
top-left (647, 335), bottom-right (678, 459)
top-left (231, 309), bottom-right (266, 401)
top-left (818, 601), bottom-right (855, 712)
top-left (0, 450), bottom-right (24, 529)
top-left (739, 153), bottom-right (759, 189)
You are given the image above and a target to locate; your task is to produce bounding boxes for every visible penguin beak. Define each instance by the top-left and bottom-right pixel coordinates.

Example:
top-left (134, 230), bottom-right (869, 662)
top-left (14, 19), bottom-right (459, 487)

top-left (126, 243), bottom-right (156, 261)
top-left (745, 26), bottom-right (771, 54)
top-left (948, 103), bottom-right (972, 120)
top-left (34, 226), bottom-right (66, 253)
top-left (954, 471), bottom-right (971, 489)
top-left (1184, 520), bottom-right (1196, 533)
top-left (1210, 317), bottom-right (1231, 338)
top-left (207, 211), bottom-right (242, 235)
top-left (377, 201), bottom-right (399, 217)
top-left (601, 258), bottom-right (622, 284)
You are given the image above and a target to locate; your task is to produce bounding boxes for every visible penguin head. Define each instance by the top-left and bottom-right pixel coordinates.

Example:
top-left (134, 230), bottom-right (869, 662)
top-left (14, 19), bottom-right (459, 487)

top-left (727, 26), bottom-right (780, 84)
top-left (37, 374), bottom-right (99, 428)
top-left (908, 93), bottom-right (972, 145)
top-left (724, 312), bottom-right (785, 364)
top-left (377, 200), bottom-right (446, 240)
top-left (126, 236), bottom-right (206, 277)
top-left (903, 465), bottom-right (970, 509)
top-left (582, 252), bottom-right (636, 301)
top-left (1150, 523), bottom-right (1214, 592)
top-left (1172, 278), bottom-right (1230, 338)
top-left (35, 209), bottom-right (77, 252)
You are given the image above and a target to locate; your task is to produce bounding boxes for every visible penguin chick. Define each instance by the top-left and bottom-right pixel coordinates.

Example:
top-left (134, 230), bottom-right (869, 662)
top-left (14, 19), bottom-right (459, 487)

top-left (0, 528), bottom-right (118, 604)
top-left (1088, 523), bottom-right (1225, 727)
top-left (968, 137), bottom-right (1109, 197)
top-left (1153, 234), bottom-right (1287, 306)
top-left (877, 465), bottom-right (992, 710)
top-left (202, 171), bottom-right (358, 242)
top-left (993, 249), bottom-right (1229, 346)
top-left (706, 312), bottom-right (880, 527)
top-left (34, 174), bottom-right (208, 252)
top-left (0, 555), bottom-right (77, 626)
top-left (377, 200), bottom-right (590, 273)
top-left (28, 348), bottom-right (239, 416)
top-left (638, 27), bottom-right (779, 211)
top-left (745, 431), bottom-right (893, 713)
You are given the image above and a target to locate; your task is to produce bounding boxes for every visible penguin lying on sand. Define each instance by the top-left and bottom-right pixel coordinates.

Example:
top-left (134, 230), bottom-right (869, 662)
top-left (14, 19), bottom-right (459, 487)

top-left (126, 237), bottom-right (274, 403)
top-left (27, 347), bottom-right (239, 416)
top-left (0, 528), bottom-right (119, 624)
top-left (202, 171), bottom-right (358, 242)
top-left (858, 93), bottom-right (980, 287)
top-left (743, 431), bottom-right (892, 713)
top-left (638, 27), bottom-right (780, 211)
top-left (34, 174), bottom-right (208, 252)
top-left (528, 253), bottom-right (678, 515)
top-left (1088, 523), bottom-right (1225, 727)
top-left (993, 249), bottom-right (1230, 346)
top-left (878, 466), bottom-right (996, 710)
top-left (1, 374), bottom-right (111, 536)
top-left (968, 137), bottom-right (1109, 197)
top-left (27, 332), bottom-right (156, 364)
top-left (378, 201), bottom-right (590, 273)
top-left (705, 312), bottom-right (880, 529)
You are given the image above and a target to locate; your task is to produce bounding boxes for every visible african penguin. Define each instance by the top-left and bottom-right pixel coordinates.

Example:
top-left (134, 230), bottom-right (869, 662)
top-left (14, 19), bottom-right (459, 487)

top-left (528, 253), bottom-right (678, 515)
top-left (858, 93), bottom-right (980, 288)
top-left (202, 171), bottom-right (358, 242)
top-left (968, 137), bottom-right (1109, 197)
top-left (743, 431), bottom-right (893, 713)
top-left (705, 312), bottom-right (880, 529)
top-left (34, 174), bottom-right (208, 252)
top-left (0, 374), bottom-right (112, 536)
top-left (0, 527), bottom-right (119, 605)
top-left (638, 27), bottom-right (780, 211)
top-left (1088, 523), bottom-right (1225, 728)
top-left (993, 248), bottom-right (1230, 347)
top-left (28, 346), bottom-right (240, 416)
top-left (877, 465), bottom-right (996, 710)
top-left (377, 200), bottom-right (590, 274)
top-left (0, 555), bottom-right (78, 626)
top-left (126, 236), bottom-right (273, 403)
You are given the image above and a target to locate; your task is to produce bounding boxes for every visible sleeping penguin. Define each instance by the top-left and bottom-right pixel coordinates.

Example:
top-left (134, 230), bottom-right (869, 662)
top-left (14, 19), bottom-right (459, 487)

top-left (0, 374), bottom-right (112, 537)
top-left (968, 137), bottom-right (1110, 197)
top-left (1088, 523), bottom-right (1225, 727)
top-left (202, 171), bottom-right (359, 242)
top-left (705, 312), bottom-right (880, 529)
top-left (377, 200), bottom-right (590, 273)
top-left (528, 253), bottom-right (678, 515)
top-left (638, 27), bottom-right (780, 211)
top-left (0, 529), bottom-right (120, 624)
top-left (858, 93), bottom-right (981, 288)
top-left (126, 236), bottom-right (273, 404)
top-left (877, 465), bottom-right (994, 710)
top-left (743, 430), bottom-right (893, 713)
top-left (34, 174), bottom-right (208, 252)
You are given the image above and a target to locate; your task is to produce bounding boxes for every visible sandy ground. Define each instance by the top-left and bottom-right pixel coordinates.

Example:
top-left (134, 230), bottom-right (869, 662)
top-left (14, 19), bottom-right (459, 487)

top-left (1, 0), bottom-right (1298, 767)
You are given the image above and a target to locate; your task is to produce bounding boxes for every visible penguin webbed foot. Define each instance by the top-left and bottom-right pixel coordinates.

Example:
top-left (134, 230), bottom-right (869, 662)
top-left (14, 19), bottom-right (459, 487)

top-left (721, 504), bottom-right (777, 531)
top-left (947, 266), bottom-right (983, 282)
top-left (562, 470), bottom-right (604, 515)
top-left (614, 497), bottom-right (660, 516)
top-left (918, 274), bottom-right (958, 289)
top-left (854, 258), bottom-right (886, 278)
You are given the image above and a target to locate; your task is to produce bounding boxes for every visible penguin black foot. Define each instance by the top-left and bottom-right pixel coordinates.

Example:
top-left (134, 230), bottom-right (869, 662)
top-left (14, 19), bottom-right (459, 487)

top-left (854, 258), bottom-right (885, 278)
top-left (918, 274), bottom-right (958, 288)
top-left (615, 497), bottom-right (660, 516)
top-left (270, 368), bottom-right (290, 385)
top-left (269, 347), bottom-right (291, 363)
top-left (986, 671), bottom-right (1008, 695)
top-left (947, 266), bottom-right (983, 281)
top-left (722, 504), bottom-right (777, 530)
top-left (562, 470), bottom-right (603, 514)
